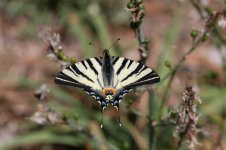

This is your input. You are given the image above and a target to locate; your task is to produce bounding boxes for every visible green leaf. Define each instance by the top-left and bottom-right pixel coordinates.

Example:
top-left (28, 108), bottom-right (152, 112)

top-left (1, 130), bottom-right (86, 150)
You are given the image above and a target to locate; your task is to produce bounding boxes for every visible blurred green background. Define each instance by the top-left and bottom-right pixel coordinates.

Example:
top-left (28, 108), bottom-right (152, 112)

top-left (0, 0), bottom-right (225, 150)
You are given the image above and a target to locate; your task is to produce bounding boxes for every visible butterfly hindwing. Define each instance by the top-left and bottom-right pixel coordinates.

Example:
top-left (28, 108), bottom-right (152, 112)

top-left (112, 88), bottom-right (132, 109)
top-left (84, 88), bottom-right (107, 109)
top-left (110, 56), bottom-right (160, 110)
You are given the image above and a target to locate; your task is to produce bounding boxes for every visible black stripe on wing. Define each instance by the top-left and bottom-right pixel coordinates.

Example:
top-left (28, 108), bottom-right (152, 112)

top-left (81, 61), bottom-right (87, 69)
top-left (86, 59), bottom-right (99, 75)
top-left (94, 57), bottom-right (102, 66)
top-left (121, 63), bottom-right (144, 82)
top-left (55, 72), bottom-right (87, 88)
top-left (127, 60), bottom-right (133, 68)
top-left (69, 65), bottom-right (94, 83)
top-left (125, 70), bottom-right (160, 89)
top-left (116, 59), bottom-right (128, 75)
top-left (112, 56), bottom-right (120, 65)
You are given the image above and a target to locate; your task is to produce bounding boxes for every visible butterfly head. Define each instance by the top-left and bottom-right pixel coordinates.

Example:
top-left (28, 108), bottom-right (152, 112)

top-left (103, 49), bottom-right (110, 59)
top-left (103, 49), bottom-right (109, 54)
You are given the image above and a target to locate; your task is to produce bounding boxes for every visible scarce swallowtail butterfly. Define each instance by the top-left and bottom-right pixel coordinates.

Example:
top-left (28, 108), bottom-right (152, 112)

top-left (55, 46), bottom-right (160, 128)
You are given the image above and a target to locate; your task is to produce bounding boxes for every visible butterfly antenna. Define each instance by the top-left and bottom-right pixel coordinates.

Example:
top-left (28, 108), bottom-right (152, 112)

top-left (107, 38), bottom-right (120, 50)
top-left (89, 42), bottom-right (102, 51)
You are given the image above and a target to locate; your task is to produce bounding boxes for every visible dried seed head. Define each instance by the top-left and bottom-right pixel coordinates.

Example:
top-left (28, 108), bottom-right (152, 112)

top-left (168, 86), bottom-right (202, 149)
top-left (34, 84), bottom-right (50, 101)
top-left (217, 15), bottom-right (226, 28)
top-left (39, 27), bottom-right (75, 67)
top-left (28, 104), bottom-right (64, 125)
top-left (39, 27), bottom-right (62, 52)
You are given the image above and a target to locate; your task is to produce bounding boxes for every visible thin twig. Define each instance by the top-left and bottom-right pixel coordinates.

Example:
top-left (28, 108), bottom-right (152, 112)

top-left (190, 0), bottom-right (226, 44)
top-left (158, 36), bottom-right (203, 118)
top-left (189, 0), bottom-right (209, 20)
top-left (135, 27), bottom-right (148, 63)
top-left (158, 11), bottom-right (223, 119)
top-left (127, 1), bottom-right (154, 149)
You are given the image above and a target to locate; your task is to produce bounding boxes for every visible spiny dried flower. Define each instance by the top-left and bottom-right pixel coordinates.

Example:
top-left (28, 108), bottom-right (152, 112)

top-left (168, 86), bottom-right (202, 150)
top-left (38, 27), bottom-right (76, 68)
top-left (34, 84), bottom-right (50, 101)
top-left (50, 33), bottom-right (62, 50)
top-left (28, 104), bottom-right (64, 125)
top-left (205, 11), bottom-right (224, 30)
top-left (217, 15), bottom-right (226, 28)
top-left (38, 27), bottom-right (62, 52)
top-left (29, 111), bottom-right (49, 125)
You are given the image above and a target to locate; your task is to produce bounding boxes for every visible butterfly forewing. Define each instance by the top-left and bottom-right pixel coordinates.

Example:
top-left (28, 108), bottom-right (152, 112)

top-left (55, 57), bottom-right (104, 91)
top-left (112, 56), bottom-right (160, 89)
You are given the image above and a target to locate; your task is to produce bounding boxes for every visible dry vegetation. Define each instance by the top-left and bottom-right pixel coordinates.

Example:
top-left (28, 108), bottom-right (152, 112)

top-left (0, 0), bottom-right (226, 150)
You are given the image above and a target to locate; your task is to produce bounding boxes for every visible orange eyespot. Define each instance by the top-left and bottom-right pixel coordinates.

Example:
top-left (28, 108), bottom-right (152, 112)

top-left (102, 88), bottom-right (116, 96)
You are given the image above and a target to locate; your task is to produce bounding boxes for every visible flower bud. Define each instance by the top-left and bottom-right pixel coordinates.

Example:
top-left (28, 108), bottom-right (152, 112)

top-left (190, 30), bottom-right (198, 38)
top-left (164, 61), bottom-right (171, 68)
top-left (127, 2), bottom-right (134, 9)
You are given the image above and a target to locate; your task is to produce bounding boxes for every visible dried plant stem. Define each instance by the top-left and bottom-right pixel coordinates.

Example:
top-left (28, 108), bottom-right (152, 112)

top-left (158, 8), bottom-right (223, 118)
top-left (176, 119), bottom-right (192, 150)
top-left (135, 25), bottom-right (155, 149)
top-left (135, 19), bottom-right (157, 150)
top-left (135, 27), bottom-right (148, 63)
top-left (127, 0), bottom-right (154, 148)
top-left (190, 0), bottom-right (226, 45)
top-left (136, 27), bottom-right (144, 45)
top-left (168, 86), bottom-right (201, 149)
top-left (189, 0), bottom-right (208, 20)
top-left (158, 36), bottom-right (203, 119)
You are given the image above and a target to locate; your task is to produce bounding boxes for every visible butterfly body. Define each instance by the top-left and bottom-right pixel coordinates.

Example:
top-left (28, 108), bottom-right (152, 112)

top-left (101, 49), bottom-right (115, 87)
top-left (55, 49), bottom-right (160, 126)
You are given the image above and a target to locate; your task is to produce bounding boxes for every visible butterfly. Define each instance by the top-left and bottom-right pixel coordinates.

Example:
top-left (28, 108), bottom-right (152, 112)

top-left (55, 49), bottom-right (160, 128)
